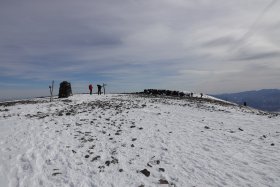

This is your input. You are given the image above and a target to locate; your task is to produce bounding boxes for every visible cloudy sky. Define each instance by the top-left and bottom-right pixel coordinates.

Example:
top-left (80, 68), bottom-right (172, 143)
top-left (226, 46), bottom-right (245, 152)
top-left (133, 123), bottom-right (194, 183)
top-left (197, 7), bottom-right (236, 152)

top-left (0, 0), bottom-right (280, 99)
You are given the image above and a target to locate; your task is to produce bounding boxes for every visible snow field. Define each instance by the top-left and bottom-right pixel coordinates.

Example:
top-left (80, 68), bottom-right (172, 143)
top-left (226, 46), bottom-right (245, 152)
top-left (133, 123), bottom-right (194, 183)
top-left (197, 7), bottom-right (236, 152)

top-left (0, 94), bottom-right (279, 187)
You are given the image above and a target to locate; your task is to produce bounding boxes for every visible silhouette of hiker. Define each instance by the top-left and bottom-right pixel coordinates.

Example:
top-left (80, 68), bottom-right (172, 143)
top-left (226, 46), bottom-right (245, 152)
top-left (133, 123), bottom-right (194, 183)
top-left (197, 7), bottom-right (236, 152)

top-left (89, 84), bottom-right (93, 95)
top-left (97, 84), bottom-right (102, 95)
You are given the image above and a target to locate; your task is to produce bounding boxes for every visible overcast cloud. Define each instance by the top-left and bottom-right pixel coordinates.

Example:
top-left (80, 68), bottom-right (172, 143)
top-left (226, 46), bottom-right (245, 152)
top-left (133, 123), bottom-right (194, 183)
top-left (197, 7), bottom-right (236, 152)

top-left (0, 0), bottom-right (280, 99)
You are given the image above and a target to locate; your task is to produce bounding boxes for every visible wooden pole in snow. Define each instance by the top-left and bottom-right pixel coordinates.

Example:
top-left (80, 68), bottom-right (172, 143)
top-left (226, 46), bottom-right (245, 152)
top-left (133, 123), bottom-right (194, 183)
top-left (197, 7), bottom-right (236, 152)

top-left (49, 80), bottom-right (54, 102)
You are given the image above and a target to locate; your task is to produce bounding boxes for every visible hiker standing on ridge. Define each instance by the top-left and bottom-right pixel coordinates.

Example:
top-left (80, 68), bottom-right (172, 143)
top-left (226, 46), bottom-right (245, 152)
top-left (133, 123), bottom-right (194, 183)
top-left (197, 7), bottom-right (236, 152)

top-left (89, 84), bottom-right (93, 95)
top-left (97, 84), bottom-right (102, 95)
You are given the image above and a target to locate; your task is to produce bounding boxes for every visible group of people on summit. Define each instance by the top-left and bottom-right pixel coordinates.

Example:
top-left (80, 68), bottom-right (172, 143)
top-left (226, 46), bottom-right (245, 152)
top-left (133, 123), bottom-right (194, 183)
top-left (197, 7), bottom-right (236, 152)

top-left (88, 84), bottom-right (103, 95)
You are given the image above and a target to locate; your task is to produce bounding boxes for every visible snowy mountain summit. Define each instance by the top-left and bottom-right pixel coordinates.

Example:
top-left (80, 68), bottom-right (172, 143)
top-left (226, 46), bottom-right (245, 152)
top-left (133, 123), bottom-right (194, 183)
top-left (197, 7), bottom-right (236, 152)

top-left (0, 94), bottom-right (279, 187)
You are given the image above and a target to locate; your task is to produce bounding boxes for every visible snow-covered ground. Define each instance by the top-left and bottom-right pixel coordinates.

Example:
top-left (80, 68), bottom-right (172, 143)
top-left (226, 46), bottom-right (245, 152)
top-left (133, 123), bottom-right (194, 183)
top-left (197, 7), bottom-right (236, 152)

top-left (0, 94), bottom-right (279, 187)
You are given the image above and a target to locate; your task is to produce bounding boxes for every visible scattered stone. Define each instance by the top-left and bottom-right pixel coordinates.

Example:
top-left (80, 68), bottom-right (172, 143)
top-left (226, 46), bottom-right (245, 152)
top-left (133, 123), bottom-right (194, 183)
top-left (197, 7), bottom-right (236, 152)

top-left (85, 155), bottom-right (89, 158)
top-left (62, 99), bottom-right (72, 103)
top-left (72, 150), bottom-right (76, 153)
top-left (66, 112), bottom-right (71, 116)
top-left (156, 160), bottom-right (160, 164)
top-left (130, 125), bottom-right (136, 128)
top-left (52, 172), bottom-right (62, 176)
top-left (139, 127), bottom-right (143, 130)
top-left (159, 168), bottom-right (165, 172)
top-left (98, 165), bottom-right (105, 172)
top-left (132, 138), bottom-right (137, 141)
top-left (140, 169), bottom-right (150, 177)
top-left (119, 169), bottom-right (123, 172)
top-left (111, 157), bottom-right (118, 164)
top-left (238, 128), bottom-right (244, 131)
top-left (159, 179), bottom-right (169, 184)
top-left (105, 161), bottom-right (111, 166)
top-left (147, 163), bottom-right (152, 167)
top-left (91, 156), bottom-right (100, 162)
top-left (131, 144), bottom-right (135, 147)
top-left (204, 126), bottom-right (210, 129)
top-left (263, 135), bottom-right (266, 138)
top-left (271, 143), bottom-right (275, 146)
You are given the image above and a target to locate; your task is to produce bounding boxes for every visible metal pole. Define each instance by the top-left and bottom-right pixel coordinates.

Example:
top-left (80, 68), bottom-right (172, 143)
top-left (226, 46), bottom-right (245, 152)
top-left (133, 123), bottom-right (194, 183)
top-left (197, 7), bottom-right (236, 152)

top-left (103, 83), bottom-right (106, 95)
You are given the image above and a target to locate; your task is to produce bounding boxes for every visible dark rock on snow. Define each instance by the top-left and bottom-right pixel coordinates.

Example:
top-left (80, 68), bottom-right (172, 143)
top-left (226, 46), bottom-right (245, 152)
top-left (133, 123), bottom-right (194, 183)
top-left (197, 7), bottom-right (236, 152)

top-left (159, 179), bottom-right (169, 184)
top-left (140, 169), bottom-right (150, 177)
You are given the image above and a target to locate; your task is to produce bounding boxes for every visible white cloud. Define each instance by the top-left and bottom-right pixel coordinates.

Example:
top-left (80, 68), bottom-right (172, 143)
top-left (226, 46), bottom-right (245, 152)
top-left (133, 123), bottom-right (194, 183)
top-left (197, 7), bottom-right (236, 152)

top-left (0, 0), bottom-right (280, 98)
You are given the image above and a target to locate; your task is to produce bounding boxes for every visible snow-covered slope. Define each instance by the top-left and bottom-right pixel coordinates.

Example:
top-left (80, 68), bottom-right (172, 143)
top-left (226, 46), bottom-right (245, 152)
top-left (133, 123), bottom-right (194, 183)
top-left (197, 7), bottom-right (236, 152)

top-left (0, 94), bottom-right (279, 187)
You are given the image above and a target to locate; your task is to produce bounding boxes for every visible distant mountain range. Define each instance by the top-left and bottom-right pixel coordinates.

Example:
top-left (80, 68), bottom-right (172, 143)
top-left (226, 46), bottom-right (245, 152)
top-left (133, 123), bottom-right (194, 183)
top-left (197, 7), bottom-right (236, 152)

top-left (213, 89), bottom-right (280, 112)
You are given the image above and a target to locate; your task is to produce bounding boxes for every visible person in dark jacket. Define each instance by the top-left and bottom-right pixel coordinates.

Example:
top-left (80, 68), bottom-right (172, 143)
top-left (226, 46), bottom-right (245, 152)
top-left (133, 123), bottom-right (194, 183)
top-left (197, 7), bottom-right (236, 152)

top-left (89, 84), bottom-right (93, 95)
top-left (97, 84), bottom-right (102, 95)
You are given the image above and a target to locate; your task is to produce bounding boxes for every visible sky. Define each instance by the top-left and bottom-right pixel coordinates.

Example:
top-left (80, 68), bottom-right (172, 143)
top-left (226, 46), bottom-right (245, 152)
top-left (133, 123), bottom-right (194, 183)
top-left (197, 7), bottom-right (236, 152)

top-left (0, 0), bottom-right (280, 100)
